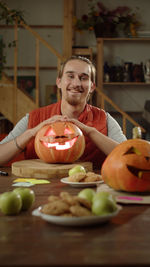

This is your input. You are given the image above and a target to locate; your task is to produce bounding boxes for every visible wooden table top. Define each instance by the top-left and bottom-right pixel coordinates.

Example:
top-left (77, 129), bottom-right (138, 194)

top-left (0, 167), bottom-right (150, 267)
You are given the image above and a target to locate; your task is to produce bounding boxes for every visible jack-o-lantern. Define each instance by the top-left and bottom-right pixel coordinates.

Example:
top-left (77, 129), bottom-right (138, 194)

top-left (101, 139), bottom-right (150, 192)
top-left (34, 121), bottom-right (85, 163)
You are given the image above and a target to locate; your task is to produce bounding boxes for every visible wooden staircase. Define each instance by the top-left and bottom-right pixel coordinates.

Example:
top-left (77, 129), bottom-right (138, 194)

top-left (0, 19), bottom-right (64, 125)
top-left (0, 2), bottom-right (146, 136)
top-left (0, 73), bottom-right (37, 123)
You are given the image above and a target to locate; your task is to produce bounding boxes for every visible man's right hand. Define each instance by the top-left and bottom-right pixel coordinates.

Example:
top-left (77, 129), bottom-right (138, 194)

top-left (30, 115), bottom-right (69, 137)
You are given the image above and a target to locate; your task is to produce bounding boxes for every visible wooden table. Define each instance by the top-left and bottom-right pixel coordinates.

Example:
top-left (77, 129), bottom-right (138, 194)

top-left (0, 167), bottom-right (150, 267)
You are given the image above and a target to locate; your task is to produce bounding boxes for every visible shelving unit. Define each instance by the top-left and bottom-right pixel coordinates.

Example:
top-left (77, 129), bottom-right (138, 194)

top-left (96, 37), bottom-right (150, 108)
top-left (72, 47), bottom-right (93, 60)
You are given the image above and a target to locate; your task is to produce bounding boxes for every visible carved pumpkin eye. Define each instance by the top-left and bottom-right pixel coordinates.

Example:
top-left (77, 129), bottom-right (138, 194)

top-left (46, 128), bottom-right (55, 136)
top-left (123, 146), bottom-right (141, 155)
top-left (64, 127), bottom-right (72, 135)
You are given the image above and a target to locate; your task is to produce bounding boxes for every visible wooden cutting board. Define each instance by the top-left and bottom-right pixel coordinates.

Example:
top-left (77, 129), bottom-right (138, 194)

top-left (12, 159), bottom-right (93, 179)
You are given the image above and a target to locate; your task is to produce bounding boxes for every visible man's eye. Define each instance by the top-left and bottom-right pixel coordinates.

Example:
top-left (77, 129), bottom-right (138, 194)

top-left (80, 76), bottom-right (88, 81)
top-left (68, 74), bottom-right (74, 79)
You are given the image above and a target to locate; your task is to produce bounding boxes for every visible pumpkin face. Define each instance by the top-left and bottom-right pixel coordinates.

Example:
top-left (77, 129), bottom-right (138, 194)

top-left (34, 121), bottom-right (85, 163)
top-left (101, 139), bottom-right (150, 192)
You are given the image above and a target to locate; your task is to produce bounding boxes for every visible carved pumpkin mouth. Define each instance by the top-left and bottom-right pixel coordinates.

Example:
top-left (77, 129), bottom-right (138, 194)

top-left (123, 146), bottom-right (150, 178)
top-left (41, 136), bottom-right (78, 150)
top-left (126, 165), bottom-right (150, 179)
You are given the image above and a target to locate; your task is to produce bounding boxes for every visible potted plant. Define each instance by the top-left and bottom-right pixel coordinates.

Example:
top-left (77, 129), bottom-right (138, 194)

top-left (74, 0), bottom-right (141, 38)
top-left (0, 2), bottom-right (25, 79)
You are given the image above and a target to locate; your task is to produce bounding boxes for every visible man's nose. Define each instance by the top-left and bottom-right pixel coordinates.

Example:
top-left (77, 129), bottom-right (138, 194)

top-left (72, 76), bottom-right (81, 86)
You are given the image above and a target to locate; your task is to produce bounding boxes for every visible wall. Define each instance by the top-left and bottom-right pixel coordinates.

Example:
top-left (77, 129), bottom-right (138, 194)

top-left (1, 0), bottom-right (63, 106)
top-left (1, 0), bottom-right (150, 113)
top-left (75, 0), bottom-right (150, 113)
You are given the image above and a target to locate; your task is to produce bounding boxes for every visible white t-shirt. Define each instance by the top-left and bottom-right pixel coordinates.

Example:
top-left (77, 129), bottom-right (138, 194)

top-left (0, 112), bottom-right (127, 144)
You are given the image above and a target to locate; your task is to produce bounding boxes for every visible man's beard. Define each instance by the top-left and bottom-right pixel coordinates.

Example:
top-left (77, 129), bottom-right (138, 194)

top-left (66, 95), bottom-right (80, 106)
top-left (65, 89), bottom-right (83, 106)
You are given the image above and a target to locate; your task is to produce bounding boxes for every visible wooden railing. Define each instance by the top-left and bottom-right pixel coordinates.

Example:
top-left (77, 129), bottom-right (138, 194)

top-left (12, 20), bottom-right (65, 123)
top-left (95, 88), bottom-right (146, 135)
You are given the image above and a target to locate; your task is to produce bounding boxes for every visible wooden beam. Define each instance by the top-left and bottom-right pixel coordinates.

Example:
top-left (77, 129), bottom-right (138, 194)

top-left (63, 0), bottom-right (74, 59)
top-left (96, 38), bottom-right (104, 107)
top-left (13, 22), bottom-right (18, 124)
top-left (97, 38), bottom-right (103, 89)
top-left (35, 38), bottom-right (40, 107)
top-left (95, 88), bottom-right (146, 133)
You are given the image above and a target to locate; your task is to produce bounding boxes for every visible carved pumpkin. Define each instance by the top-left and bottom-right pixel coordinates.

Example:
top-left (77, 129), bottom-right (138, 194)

top-left (101, 139), bottom-right (150, 192)
top-left (34, 121), bottom-right (85, 163)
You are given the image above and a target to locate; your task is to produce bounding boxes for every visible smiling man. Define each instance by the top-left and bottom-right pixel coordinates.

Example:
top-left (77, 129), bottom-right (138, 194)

top-left (58, 58), bottom-right (95, 109)
top-left (0, 56), bottom-right (126, 168)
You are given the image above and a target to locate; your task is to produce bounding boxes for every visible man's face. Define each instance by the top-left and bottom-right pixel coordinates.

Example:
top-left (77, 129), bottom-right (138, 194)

top-left (56, 59), bottom-right (95, 106)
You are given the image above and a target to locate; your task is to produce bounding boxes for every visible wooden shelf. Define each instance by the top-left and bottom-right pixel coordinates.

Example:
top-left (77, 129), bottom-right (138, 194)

top-left (4, 66), bottom-right (57, 71)
top-left (104, 82), bottom-right (150, 86)
top-left (97, 37), bottom-right (150, 90)
top-left (0, 25), bottom-right (63, 29)
top-left (97, 37), bottom-right (150, 41)
top-left (72, 47), bottom-right (93, 60)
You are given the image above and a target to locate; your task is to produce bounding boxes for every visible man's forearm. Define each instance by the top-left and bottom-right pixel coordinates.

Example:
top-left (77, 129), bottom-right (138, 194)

top-left (87, 127), bottom-right (119, 155)
top-left (0, 129), bottom-right (34, 165)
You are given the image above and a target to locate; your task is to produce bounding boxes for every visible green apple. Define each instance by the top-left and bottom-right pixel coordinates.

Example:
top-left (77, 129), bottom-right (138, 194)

top-left (69, 165), bottom-right (86, 176)
top-left (0, 191), bottom-right (22, 215)
top-left (93, 191), bottom-right (115, 203)
top-left (78, 188), bottom-right (96, 203)
top-left (92, 192), bottom-right (117, 216)
top-left (13, 188), bottom-right (35, 211)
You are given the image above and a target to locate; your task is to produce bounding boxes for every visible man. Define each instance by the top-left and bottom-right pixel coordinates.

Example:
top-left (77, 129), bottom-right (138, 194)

top-left (0, 56), bottom-right (126, 168)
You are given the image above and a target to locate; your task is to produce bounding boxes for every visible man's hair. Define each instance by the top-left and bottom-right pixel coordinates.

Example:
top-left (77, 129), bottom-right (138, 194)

top-left (58, 55), bottom-right (96, 83)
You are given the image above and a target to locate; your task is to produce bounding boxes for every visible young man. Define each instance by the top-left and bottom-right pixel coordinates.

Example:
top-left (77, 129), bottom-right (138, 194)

top-left (0, 56), bottom-right (126, 168)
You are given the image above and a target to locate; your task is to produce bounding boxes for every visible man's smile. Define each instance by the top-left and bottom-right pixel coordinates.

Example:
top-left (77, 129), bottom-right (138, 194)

top-left (67, 88), bottom-right (84, 94)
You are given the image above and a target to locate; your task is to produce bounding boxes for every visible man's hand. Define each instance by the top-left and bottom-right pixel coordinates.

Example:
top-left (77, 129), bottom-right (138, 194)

top-left (66, 118), bottom-right (94, 136)
top-left (30, 115), bottom-right (68, 137)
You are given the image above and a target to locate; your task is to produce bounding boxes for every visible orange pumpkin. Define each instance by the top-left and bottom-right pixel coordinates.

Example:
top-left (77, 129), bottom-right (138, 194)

top-left (34, 121), bottom-right (85, 163)
top-left (101, 139), bottom-right (150, 192)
